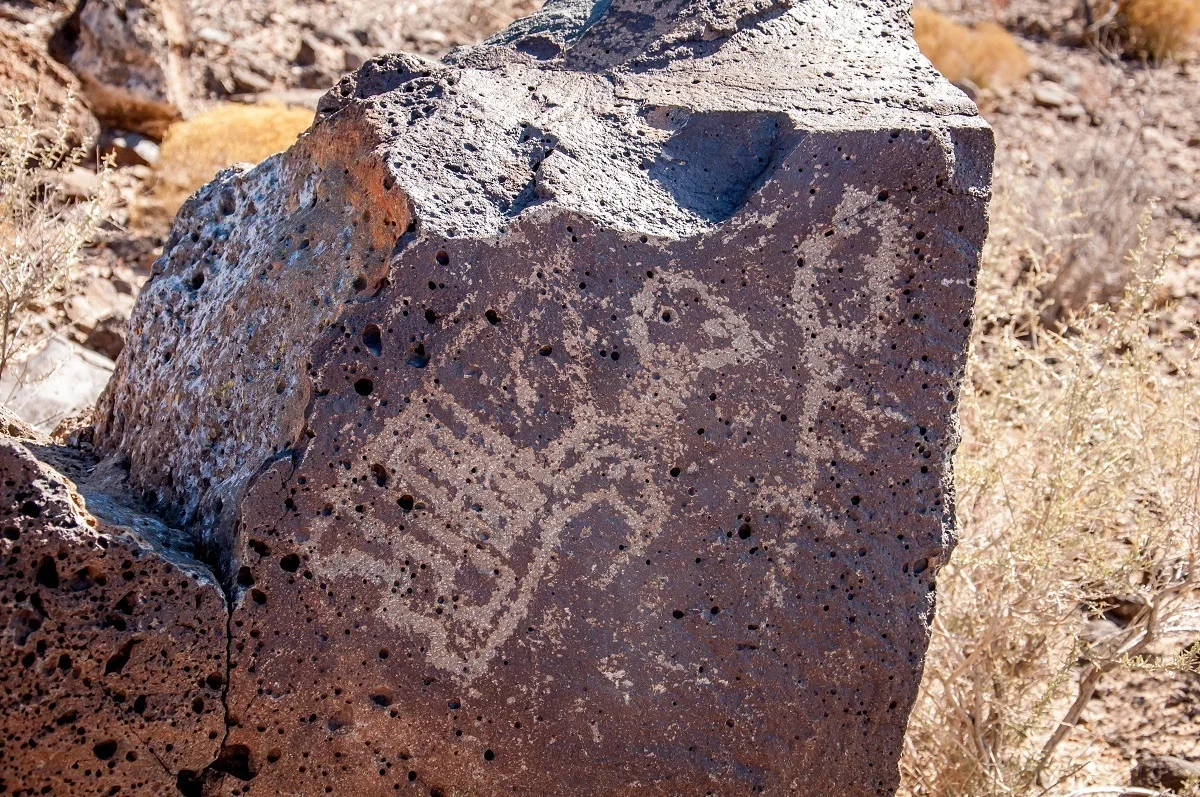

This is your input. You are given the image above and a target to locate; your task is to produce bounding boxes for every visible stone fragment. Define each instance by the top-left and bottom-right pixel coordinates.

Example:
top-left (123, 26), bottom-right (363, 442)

top-left (0, 436), bottom-right (227, 796)
top-left (0, 27), bottom-right (99, 145)
top-left (84, 313), bottom-right (128, 360)
top-left (63, 274), bottom-right (137, 332)
top-left (92, 0), bottom-right (994, 794)
top-left (1033, 80), bottom-right (1074, 108)
top-left (0, 337), bottom-right (114, 432)
top-left (97, 129), bottom-right (161, 167)
top-left (196, 25), bottom-right (233, 46)
top-left (49, 0), bottom-right (193, 138)
top-left (1131, 754), bottom-right (1200, 793)
top-left (1175, 199), bottom-right (1200, 223)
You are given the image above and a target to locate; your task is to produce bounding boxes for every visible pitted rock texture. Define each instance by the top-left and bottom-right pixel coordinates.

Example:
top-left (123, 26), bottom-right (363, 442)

top-left (0, 438), bottom-right (227, 796)
top-left (97, 103), bottom-right (410, 567)
top-left (91, 0), bottom-right (994, 793)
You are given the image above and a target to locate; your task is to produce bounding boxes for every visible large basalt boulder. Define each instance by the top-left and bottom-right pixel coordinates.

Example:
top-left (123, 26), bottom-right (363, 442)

top-left (89, 0), bottom-right (991, 793)
top-left (0, 436), bottom-right (227, 796)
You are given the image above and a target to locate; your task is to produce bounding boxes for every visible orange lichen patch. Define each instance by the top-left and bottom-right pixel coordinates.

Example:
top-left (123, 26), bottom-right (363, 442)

top-left (156, 103), bottom-right (315, 212)
top-left (911, 7), bottom-right (1031, 90)
top-left (1116, 0), bottom-right (1200, 60)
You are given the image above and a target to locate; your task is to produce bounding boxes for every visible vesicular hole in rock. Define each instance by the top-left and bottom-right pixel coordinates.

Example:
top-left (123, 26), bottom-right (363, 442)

top-left (362, 324), bottom-right (383, 356)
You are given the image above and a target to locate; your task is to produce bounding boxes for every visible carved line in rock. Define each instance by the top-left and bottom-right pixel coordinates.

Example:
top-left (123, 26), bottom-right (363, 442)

top-left (290, 181), bottom-right (915, 683)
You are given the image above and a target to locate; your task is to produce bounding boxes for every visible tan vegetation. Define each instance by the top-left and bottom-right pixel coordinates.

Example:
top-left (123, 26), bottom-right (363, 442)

top-left (0, 92), bottom-right (113, 378)
top-left (1086, 0), bottom-right (1200, 61)
top-left (912, 7), bottom-right (1032, 89)
top-left (155, 102), bottom-right (314, 212)
top-left (1012, 123), bottom-right (1154, 321)
top-left (1117, 0), bottom-right (1200, 60)
top-left (899, 179), bottom-right (1200, 795)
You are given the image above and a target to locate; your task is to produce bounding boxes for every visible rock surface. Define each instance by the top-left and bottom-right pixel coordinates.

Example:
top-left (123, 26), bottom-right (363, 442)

top-left (0, 337), bottom-right (114, 433)
top-left (0, 436), bottom-right (227, 796)
top-left (1131, 754), bottom-right (1200, 793)
top-left (0, 26), bottom-right (99, 144)
top-left (49, 0), bottom-right (192, 138)
top-left (12, 0), bottom-right (994, 793)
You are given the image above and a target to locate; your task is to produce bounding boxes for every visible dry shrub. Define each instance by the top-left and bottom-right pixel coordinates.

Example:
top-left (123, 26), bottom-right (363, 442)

top-left (1009, 123), bottom-right (1154, 322)
top-left (912, 7), bottom-right (1032, 89)
top-left (899, 191), bottom-right (1200, 795)
top-left (1117, 0), bottom-right (1200, 60)
top-left (1087, 0), bottom-right (1200, 60)
top-left (155, 103), bottom-right (314, 212)
top-left (0, 91), bottom-right (113, 377)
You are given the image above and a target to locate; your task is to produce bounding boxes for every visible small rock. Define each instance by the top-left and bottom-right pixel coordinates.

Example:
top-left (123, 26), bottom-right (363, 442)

top-left (293, 34), bottom-right (319, 67)
top-left (1175, 200), bottom-right (1200, 223)
top-left (196, 26), bottom-right (232, 46)
top-left (63, 278), bottom-right (136, 333)
top-left (1033, 58), bottom-right (1068, 84)
top-left (0, 337), bottom-right (114, 432)
top-left (1033, 82), bottom-right (1074, 109)
top-left (1058, 103), bottom-right (1086, 121)
top-left (49, 0), bottom-right (193, 139)
top-left (98, 129), bottom-right (160, 167)
top-left (1131, 755), bottom-right (1200, 793)
top-left (0, 406), bottom-right (46, 444)
top-left (84, 314), bottom-right (127, 361)
top-left (230, 65), bottom-right (274, 94)
top-left (1142, 126), bottom-right (1180, 152)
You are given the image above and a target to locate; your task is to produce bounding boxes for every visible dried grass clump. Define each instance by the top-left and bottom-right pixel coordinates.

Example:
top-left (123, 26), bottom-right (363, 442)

top-left (1010, 124), bottom-right (1153, 322)
top-left (0, 91), bottom-right (113, 377)
top-left (1087, 0), bottom-right (1200, 60)
top-left (899, 194), bottom-right (1199, 796)
top-left (1116, 0), bottom-right (1200, 60)
top-left (912, 7), bottom-right (1032, 90)
top-left (155, 103), bottom-right (314, 212)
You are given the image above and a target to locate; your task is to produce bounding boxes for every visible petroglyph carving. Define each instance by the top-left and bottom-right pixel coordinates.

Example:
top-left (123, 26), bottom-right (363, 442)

top-left (1, 0), bottom-right (995, 794)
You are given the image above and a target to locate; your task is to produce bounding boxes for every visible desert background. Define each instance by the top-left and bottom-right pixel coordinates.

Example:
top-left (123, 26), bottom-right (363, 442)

top-left (0, 0), bottom-right (1197, 793)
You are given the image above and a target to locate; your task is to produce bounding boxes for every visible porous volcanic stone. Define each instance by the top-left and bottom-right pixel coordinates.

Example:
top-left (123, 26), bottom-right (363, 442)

top-left (93, 0), bottom-right (994, 793)
top-left (0, 437), bottom-right (227, 796)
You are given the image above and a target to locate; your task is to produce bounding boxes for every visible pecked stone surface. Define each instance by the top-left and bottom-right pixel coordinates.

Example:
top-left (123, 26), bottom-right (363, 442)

top-left (94, 0), bottom-right (994, 793)
top-left (0, 437), bottom-right (227, 796)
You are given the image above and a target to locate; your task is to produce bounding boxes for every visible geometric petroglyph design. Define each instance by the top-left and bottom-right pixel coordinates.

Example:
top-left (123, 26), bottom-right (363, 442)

top-left (304, 259), bottom-right (790, 681)
top-left (314, 385), bottom-right (670, 681)
top-left (308, 188), bottom-right (912, 682)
